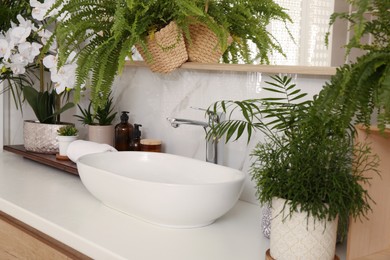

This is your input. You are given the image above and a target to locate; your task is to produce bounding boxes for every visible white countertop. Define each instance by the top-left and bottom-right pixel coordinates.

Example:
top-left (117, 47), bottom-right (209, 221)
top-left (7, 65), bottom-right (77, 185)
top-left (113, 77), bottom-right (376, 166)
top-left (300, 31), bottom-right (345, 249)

top-left (0, 151), bottom-right (346, 260)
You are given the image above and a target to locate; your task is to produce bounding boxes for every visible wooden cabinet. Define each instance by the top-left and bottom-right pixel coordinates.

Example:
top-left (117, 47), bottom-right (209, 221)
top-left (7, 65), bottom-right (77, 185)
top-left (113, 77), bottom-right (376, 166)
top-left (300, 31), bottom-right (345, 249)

top-left (0, 212), bottom-right (91, 260)
top-left (347, 126), bottom-right (390, 259)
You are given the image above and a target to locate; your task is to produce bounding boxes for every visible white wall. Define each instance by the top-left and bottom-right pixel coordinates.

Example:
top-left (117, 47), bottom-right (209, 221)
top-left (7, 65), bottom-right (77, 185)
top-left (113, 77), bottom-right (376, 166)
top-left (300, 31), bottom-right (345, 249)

top-left (3, 67), bottom-right (331, 204)
top-left (109, 67), bottom-right (330, 204)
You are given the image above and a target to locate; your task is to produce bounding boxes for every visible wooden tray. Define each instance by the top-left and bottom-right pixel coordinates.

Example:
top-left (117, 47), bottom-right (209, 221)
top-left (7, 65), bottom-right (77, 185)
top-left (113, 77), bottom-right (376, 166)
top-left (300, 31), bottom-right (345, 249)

top-left (3, 145), bottom-right (78, 175)
top-left (265, 249), bottom-right (339, 260)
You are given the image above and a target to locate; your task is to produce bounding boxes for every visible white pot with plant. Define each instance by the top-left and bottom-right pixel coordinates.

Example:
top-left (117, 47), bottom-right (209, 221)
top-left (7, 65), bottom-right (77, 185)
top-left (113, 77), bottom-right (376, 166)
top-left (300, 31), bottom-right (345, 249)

top-left (0, 1), bottom-right (77, 154)
top-left (56, 125), bottom-right (78, 157)
top-left (207, 75), bottom-right (379, 259)
top-left (75, 92), bottom-right (117, 147)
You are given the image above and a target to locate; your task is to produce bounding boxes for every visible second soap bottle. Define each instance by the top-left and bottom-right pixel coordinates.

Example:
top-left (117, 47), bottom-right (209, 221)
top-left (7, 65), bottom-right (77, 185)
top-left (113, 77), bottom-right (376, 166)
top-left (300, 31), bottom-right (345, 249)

top-left (115, 111), bottom-right (133, 151)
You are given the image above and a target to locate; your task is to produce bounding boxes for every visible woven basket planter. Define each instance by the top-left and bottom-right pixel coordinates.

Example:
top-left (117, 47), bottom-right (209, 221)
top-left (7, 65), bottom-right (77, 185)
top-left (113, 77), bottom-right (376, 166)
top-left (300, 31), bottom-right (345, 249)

top-left (136, 21), bottom-right (188, 73)
top-left (186, 23), bottom-right (231, 63)
top-left (24, 120), bottom-right (73, 154)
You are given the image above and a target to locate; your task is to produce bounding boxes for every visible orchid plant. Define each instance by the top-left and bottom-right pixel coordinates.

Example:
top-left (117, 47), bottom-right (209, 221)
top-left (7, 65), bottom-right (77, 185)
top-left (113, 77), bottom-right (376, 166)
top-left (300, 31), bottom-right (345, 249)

top-left (0, 0), bottom-right (76, 124)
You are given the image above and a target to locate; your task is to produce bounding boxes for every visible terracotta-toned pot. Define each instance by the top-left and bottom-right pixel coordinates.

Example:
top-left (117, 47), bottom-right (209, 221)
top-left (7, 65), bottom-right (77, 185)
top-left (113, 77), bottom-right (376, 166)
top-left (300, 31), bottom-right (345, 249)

top-left (23, 120), bottom-right (72, 154)
top-left (88, 125), bottom-right (114, 146)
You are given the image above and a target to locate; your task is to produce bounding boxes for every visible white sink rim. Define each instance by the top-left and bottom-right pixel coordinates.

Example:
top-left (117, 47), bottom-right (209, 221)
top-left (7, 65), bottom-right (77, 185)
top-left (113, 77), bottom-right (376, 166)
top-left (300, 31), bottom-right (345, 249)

top-left (77, 152), bottom-right (246, 228)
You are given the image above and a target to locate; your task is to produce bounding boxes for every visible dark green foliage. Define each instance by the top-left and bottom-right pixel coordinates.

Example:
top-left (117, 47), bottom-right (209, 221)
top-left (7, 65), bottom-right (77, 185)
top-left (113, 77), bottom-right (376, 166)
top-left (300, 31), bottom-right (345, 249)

top-left (23, 85), bottom-right (75, 124)
top-left (315, 51), bottom-right (390, 131)
top-left (207, 75), bottom-right (379, 238)
top-left (57, 125), bottom-right (78, 136)
top-left (95, 95), bottom-right (117, 125)
top-left (0, 0), bottom-right (32, 32)
top-left (74, 102), bottom-right (94, 125)
top-left (323, 0), bottom-right (390, 132)
top-left (74, 93), bottom-right (117, 126)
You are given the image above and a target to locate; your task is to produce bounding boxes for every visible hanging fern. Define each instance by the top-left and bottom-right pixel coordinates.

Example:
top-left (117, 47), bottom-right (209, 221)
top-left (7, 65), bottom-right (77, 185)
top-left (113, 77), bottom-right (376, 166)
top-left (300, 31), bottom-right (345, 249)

top-left (322, 0), bottom-right (390, 132)
top-left (45, 0), bottom-right (290, 109)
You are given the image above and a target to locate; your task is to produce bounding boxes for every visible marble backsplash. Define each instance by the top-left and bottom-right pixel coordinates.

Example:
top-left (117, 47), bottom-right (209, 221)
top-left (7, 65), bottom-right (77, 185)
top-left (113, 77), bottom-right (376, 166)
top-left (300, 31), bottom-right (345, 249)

top-left (3, 66), bottom-right (331, 204)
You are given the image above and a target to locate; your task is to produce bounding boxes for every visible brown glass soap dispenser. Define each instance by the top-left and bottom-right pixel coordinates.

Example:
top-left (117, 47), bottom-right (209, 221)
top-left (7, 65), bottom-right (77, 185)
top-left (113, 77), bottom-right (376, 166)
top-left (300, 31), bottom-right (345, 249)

top-left (115, 111), bottom-right (133, 151)
top-left (129, 124), bottom-right (142, 151)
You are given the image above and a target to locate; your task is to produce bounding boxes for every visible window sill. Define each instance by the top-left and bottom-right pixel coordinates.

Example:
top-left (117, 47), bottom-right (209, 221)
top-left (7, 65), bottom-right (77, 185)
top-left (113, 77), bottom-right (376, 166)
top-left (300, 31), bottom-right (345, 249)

top-left (125, 61), bottom-right (337, 76)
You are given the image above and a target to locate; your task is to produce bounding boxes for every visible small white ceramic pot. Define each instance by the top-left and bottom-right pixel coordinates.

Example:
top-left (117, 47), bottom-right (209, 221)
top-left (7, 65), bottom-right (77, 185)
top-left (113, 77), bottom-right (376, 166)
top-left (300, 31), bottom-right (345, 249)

top-left (88, 125), bottom-right (114, 146)
top-left (57, 135), bottom-right (78, 156)
top-left (270, 197), bottom-right (338, 260)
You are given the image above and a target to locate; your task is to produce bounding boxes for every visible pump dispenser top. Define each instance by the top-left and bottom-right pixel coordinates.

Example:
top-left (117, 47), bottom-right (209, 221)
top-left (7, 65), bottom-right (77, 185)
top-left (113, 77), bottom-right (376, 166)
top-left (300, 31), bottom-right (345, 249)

top-left (130, 124), bottom-right (142, 151)
top-left (115, 111), bottom-right (133, 151)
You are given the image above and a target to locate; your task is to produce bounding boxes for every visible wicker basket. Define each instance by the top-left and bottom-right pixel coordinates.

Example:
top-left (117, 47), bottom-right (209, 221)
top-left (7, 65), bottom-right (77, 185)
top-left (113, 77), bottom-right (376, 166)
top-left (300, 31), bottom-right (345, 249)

top-left (136, 21), bottom-right (188, 73)
top-left (24, 120), bottom-right (72, 154)
top-left (186, 23), bottom-right (232, 63)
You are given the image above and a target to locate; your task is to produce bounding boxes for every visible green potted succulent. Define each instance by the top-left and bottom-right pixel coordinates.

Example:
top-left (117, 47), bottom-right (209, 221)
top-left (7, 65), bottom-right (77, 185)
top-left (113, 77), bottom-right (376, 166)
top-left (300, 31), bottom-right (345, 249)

top-left (207, 75), bottom-right (378, 259)
top-left (44, 0), bottom-right (290, 111)
top-left (0, 0), bottom-right (76, 154)
top-left (75, 93), bottom-right (117, 146)
top-left (57, 125), bottom-right (78, 157)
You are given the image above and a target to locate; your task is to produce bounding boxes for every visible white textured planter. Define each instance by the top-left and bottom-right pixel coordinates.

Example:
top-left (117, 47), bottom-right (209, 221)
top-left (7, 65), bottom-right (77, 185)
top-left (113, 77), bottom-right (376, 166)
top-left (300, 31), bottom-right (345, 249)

top-left (57, 135), bottom-right (78, 156)
top-left (270, 198), bottom-right (338, 260)
top-left (88, 125), bottom-right (114, 146)
top-left (24, 120), bottom-right (72, 154)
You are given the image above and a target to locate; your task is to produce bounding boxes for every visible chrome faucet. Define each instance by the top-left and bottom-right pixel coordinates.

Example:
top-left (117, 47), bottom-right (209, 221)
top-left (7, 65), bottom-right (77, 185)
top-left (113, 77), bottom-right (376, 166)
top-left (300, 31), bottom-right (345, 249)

top-left (167, 108), bottom-right (224, 164)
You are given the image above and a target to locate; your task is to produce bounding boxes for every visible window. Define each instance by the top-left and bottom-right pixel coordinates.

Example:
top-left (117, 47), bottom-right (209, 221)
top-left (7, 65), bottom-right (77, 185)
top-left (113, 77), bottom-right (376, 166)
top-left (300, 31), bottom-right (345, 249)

top-left (267, 0), bottom-right (335, 66)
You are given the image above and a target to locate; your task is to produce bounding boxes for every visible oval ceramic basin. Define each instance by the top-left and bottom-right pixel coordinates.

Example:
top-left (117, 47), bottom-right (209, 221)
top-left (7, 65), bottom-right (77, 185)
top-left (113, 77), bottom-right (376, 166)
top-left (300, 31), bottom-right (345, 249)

top-left (77, 152), bottom-right (245, 228)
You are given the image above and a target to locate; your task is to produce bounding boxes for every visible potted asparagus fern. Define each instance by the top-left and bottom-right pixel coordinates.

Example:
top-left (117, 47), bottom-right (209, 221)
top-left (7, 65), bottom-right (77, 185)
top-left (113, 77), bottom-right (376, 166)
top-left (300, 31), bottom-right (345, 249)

top-left (207, 75), bottom-right (378, 259)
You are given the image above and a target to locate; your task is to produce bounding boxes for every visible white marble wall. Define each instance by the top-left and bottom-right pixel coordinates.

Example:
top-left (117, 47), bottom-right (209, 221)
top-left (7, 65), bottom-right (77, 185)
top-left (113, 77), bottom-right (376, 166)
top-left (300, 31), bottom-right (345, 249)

top-left (3, 66), bottom-right (331, 204)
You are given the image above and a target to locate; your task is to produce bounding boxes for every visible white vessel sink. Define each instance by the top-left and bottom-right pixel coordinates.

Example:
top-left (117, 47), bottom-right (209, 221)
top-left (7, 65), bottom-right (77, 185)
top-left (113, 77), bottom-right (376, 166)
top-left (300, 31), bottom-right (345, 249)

top-left (77, 152), bottom-right (245, 228)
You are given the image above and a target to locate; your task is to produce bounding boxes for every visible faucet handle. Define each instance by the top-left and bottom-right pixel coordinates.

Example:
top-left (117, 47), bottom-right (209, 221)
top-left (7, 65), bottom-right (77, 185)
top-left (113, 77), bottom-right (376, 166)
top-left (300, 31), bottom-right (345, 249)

top-left (190, 106), bottom-right (224, 124)
top-left (190, 106), bottom-right (218, 116)
top-left (190, 106), bottom-right (207, 112)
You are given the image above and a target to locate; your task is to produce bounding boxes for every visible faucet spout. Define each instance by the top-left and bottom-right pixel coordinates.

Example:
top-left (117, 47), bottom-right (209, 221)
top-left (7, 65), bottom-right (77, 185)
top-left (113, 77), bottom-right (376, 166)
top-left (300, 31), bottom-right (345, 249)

top-left (167, 111), bottom-right (224, 165)
top-left (166, 117), bottom-right (209, 129)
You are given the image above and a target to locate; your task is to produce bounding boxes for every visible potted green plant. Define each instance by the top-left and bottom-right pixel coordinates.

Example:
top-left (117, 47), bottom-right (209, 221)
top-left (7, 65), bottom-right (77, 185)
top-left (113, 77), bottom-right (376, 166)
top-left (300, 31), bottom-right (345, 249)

top-left (56, 125), bottom-right (78, 158)
top-left (0, 1), bottom-right (77, 154)
top-left (207, 75), bottom-right (378, 259)
top-left (44, 0), bottom-right (290, 111)
top-left (75, 93), bottom-right (117, 146)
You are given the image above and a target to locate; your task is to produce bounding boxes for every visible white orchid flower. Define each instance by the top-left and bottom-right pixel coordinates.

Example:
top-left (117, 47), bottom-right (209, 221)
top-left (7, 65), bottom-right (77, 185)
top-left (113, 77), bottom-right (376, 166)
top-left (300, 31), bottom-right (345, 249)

top-left (0, 39), bottom-right (12, 60)
top-left (9, 15), bottom-right (34, 45)
top-left (7, 54), bottom-right (29, 74)
top-left (38, 28), bottom-right (57, 52)
top-left (51, 63), bottom-right (77, 94)
top-left (18, 42), bottom-right (42, 63)
top-left (30, 0), bottom-right (57, 21)
top-left (43, 54), bottom-right (57, 70)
